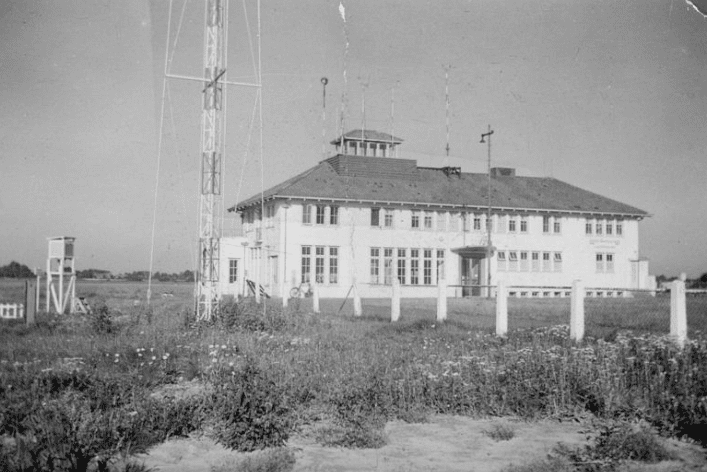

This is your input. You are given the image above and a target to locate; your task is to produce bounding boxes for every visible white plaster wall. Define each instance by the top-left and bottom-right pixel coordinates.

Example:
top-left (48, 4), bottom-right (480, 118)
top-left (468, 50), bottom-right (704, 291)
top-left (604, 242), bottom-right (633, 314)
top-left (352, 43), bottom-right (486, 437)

top-left (219, 236), bottom-right (247, 297)
top-left (240, 201), bottom-right (647, 298)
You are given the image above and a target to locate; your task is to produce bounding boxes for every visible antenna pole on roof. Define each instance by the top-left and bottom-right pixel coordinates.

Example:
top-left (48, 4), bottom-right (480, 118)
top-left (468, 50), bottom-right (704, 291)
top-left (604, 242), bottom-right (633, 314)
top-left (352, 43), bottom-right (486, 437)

top-left (321, 77), bottom-right (328, 160)
top-left (390, 84), bottom-right (395, 157)
top-left (444, 65), bottom-right (451, 159)
top-left (480, 125), bottom-right (495, 298)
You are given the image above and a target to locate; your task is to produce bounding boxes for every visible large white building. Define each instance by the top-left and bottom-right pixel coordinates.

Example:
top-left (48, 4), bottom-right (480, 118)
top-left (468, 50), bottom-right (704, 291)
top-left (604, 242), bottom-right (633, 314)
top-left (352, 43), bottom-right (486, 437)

top-left (223, 130), bottom-right (651, 299)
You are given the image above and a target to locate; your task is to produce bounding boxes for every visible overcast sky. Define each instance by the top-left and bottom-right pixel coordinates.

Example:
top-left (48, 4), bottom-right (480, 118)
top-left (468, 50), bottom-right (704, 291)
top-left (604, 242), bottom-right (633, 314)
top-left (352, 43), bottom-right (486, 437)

top-left (1, 0), bottom-right (706, 277)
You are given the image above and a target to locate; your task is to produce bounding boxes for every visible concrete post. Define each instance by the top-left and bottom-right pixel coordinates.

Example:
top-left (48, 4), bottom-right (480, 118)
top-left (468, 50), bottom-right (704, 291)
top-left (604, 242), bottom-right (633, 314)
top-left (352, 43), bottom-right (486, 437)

top-left (648, 275), bottom-right (657, 297)
top-left (312, 283), bottom-right (320, 314)
top-left (436, 277), bottom-right (447, 322)
top-left (353, 282), bottom-right (362, 317)
top-left (391, 278), bottom-right (401, 322)
top-left (25, 279), bottom-right (36, 326)
top-left (496, 280), bottom-right (507, 337)
top-left (282, 285), bottom-right (288, 308)
top-left (670, 280), bottom-right (687, 347)
top-left (570, 279), bottom-right (585, 342)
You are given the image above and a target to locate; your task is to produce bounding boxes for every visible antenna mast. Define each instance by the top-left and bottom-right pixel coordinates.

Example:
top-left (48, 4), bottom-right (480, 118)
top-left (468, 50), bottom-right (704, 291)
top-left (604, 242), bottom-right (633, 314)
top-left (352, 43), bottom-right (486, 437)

top-left (197, 0), bottom-right (227, 321)
top-left (444, 65), bottom-right (451, 158)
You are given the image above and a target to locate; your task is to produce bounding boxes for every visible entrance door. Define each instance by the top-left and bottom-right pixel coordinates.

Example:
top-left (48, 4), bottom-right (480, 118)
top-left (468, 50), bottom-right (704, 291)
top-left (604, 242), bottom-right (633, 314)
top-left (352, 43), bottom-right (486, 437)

top-left (460, 256), bottom-right (482, 297)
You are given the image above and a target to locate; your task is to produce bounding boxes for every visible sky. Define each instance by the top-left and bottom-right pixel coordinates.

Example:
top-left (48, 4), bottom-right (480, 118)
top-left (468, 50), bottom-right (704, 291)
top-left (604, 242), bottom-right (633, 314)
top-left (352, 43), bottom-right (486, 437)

top-left (0, 0), bottom-right (706, 277)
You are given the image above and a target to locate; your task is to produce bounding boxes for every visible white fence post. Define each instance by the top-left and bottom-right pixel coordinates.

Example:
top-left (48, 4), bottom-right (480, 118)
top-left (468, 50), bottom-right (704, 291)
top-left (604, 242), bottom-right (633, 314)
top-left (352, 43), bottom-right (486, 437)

top-left (282, 286), bottom-right (288, 308)
top-left (353, 282), bottom-right (362, 317)
top-left (570, 280), bottom-right (585, 342)
top-left (312, 283), bottom-right (320, 314)
top-left (391, 278), bottom-right (401, 322)
top-left (496, 281), bottom-right (508, 337)
top-left (670, 280), bottom-right (687, 347)
top-left (436, 277), bottom-right (447, 322)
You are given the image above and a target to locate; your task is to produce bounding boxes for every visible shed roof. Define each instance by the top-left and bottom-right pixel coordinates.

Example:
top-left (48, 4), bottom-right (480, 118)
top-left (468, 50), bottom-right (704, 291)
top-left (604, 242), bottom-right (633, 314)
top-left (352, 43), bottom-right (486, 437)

top-left (230, 155), bottom-right (648, 217)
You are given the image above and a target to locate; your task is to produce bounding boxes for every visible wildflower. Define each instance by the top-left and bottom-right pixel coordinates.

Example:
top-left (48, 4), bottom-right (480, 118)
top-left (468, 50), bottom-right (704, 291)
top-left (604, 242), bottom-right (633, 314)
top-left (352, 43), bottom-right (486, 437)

top-left (221, 344), bottom-right (227, 349)
top-left (151, 356), bottom-right (156, 361)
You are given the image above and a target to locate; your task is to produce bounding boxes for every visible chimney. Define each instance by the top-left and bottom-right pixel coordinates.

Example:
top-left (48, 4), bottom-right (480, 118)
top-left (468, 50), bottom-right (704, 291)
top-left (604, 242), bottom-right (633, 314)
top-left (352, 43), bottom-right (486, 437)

top-left (491, 167), bottom-right (515, 178)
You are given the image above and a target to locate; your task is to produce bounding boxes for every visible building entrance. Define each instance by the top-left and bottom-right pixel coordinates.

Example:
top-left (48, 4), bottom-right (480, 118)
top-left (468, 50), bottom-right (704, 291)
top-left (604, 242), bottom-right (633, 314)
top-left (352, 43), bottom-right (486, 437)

top-left (460, 256), bottom-right (482, 297)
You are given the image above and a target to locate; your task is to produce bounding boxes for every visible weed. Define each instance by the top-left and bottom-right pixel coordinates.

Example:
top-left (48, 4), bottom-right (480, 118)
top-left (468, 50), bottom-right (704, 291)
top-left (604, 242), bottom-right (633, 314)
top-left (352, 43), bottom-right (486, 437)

top-left (210, 360), bottom-right (291, 452)
top-left (483, 423), bottom-right (516, 441)
top-left (554, 421), bottom-right (677, 471)
top-left (212, 447), bottom-right (296, 472)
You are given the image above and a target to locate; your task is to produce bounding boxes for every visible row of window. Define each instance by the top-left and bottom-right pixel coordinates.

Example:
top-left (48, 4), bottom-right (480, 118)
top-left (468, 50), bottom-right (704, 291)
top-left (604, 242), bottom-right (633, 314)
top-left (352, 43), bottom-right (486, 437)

top-left (301, 205), bottom-right (339, 225)
top-left (586, 220), bottom-right (623, 237)
top-left (301, 246), bottom-right (339, 284)
top-left (497, 251), bottom-right (563, 273)
top-left (246, 205), bottom-right (627, 238)
top-left (596, 253), bottom-right (615, 273)
top-left (370, 247), bottom-right (446, 285)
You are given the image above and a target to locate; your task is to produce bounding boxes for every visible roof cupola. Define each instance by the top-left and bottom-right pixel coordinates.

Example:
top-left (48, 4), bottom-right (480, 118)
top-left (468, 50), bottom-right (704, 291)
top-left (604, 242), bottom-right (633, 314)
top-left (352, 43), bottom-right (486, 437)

top-left (330, 129), bottom-right (403, 158)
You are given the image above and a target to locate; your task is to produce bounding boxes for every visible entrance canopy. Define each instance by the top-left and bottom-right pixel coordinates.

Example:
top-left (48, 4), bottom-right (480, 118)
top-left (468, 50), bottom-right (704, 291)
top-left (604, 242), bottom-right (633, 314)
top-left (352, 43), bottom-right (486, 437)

top-left (451, 246), bottom-right (496, 258)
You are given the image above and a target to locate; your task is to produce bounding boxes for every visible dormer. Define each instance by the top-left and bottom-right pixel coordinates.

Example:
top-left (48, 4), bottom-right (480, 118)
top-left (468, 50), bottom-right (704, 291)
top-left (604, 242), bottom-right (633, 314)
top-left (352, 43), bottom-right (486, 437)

top-left (330, 129), bottom-right (403, 157)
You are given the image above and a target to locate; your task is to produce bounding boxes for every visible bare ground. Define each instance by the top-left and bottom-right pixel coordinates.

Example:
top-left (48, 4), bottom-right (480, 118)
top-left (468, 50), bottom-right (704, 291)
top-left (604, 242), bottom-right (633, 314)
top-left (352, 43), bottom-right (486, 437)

top-left (132, 415), bottom-right (707, 472)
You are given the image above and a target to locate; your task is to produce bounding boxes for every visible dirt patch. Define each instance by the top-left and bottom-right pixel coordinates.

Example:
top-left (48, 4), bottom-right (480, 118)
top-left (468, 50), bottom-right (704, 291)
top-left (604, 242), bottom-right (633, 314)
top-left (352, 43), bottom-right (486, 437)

top-left (134, 416), bottom-right (707, 472)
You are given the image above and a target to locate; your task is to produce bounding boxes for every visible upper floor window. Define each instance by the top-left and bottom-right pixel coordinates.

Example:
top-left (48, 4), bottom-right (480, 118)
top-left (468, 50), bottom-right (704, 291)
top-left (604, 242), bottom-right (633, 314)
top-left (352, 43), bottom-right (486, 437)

top-left (330, 206), bottom-right (339, 225)
top-left (371, 207), bottom-right (380, 226)
top-left (302, 205), bottom-right (312, 224)
top-left (424, 211), bottom-right (433, 230)
top-left (473, 215), bottom-right (482, 231)
top-left (508, 217), bottom-right (517, 233)
top-left (411, 210), bottom-right (421, 229)
top-left (520, 216), bottom-right (528, 233)
top-left (542, 216), bottom-right (550, 233)
top-left (606, 221), bottom-right (613, 236)
top-left (616, 221), bottom-right (623, 236)
top-left (315, 205), bottom-right (326, 225)
top-left (596, 221), bottom-right (603, 235)
top-left (553, 218), bottom-right (561, 234)
top-left (585, 220), bottom-right (593, 235)
top-left (384, 209), bottom-right (394, 228)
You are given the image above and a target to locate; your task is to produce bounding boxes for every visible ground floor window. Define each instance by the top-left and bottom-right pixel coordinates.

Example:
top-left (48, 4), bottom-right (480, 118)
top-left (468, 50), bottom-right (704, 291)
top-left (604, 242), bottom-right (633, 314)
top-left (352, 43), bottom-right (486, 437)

top-left (596, 252), bottom-right (614, 273)
top-left (301, 246), bottom-right (311, 283)
top-left (371, 247), bottom-right (443, 285)
top-left (499, 249), bottom-right (563, 273)
top-left (228, 258), bottom-right (239, 283)
top-left (329, 247), bottom-right (339, 283)
top-left (301, 245), bottom-right (338, 284)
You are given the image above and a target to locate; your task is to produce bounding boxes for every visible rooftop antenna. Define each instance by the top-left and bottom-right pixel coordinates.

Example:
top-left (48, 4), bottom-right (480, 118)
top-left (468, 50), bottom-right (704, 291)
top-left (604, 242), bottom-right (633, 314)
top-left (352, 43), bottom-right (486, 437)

top-left (390, 83), bottom-right (396, 157)
top-left (444, 65), bottom-right (451, 161)
top-left (321, 77), bottom-right (328, 160)
top-left (480, 125), bottom-right (495, 298)
top-left (339, 2), bottom-right (349, 154)
top-left (360, 77), bottom-right (369, 152)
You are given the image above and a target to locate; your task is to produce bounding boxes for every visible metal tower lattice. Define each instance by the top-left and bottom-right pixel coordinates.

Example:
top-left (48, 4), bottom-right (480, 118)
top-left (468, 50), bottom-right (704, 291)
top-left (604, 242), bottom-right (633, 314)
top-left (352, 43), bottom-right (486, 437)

top-left (197, 0), bottom-right (226, 321)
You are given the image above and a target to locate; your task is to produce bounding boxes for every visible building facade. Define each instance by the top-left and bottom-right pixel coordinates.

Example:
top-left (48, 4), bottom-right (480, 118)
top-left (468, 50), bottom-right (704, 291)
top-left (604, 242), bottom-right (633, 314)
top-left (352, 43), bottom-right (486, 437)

top-left (227, 130), bottom-right (650, 298)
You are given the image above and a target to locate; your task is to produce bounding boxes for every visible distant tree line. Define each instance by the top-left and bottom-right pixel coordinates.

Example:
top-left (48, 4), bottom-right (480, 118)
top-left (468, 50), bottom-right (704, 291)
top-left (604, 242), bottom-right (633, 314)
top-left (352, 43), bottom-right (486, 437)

top-left (0, 261), bottom-right (35, 278)
top-left (0, 261), bottom-right (195, 283)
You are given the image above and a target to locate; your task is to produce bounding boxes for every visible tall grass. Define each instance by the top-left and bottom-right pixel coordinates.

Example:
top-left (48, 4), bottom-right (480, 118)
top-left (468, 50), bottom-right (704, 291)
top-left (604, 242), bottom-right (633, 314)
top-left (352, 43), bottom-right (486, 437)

top-left (1, 283), bottom-right (707, 470)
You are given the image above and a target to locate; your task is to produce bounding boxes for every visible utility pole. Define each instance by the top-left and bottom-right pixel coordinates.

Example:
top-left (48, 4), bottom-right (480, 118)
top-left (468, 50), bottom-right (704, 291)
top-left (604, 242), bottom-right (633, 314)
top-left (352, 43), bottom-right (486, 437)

top-left (197, 0), bottom-right (226, 321)
top-left (480, 125), bottom-right (494, 298)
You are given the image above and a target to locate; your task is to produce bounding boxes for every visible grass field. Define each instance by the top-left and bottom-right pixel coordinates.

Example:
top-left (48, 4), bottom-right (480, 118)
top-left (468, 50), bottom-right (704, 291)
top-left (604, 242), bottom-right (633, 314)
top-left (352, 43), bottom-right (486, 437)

top-left (1, 279), bottom-right (707, 471)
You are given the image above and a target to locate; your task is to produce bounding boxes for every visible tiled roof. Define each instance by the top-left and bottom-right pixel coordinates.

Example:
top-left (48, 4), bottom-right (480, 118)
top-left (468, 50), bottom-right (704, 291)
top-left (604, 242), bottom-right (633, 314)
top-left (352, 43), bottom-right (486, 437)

top-left (330, 129), bottom-right (404, 144)
top-left (231, 155), bottom-right (648, 217)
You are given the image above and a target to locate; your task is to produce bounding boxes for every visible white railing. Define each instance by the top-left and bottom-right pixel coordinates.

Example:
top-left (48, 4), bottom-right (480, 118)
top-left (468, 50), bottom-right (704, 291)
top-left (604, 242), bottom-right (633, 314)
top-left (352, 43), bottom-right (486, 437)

top-left (0, 303), bottom-right (24, 320)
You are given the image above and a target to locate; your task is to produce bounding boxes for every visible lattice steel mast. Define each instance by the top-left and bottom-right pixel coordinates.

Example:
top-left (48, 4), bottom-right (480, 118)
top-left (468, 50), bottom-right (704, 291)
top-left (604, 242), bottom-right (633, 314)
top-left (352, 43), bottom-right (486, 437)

top-left (197, 0), bottom-right (226, 321)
